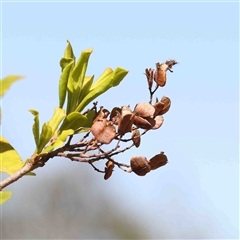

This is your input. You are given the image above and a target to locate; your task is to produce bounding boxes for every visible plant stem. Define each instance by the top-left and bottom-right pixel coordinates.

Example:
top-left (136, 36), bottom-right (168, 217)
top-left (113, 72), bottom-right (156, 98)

top-left (0, 161), bottom-right (36, 190)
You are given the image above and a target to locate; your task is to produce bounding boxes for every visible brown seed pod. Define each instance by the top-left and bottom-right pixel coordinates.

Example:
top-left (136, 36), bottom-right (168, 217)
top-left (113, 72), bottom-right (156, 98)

top-left (153, 101), bottom-right (164, 116)
top-left (158, 96), bottom-right (171, 115)
top-left (131, 129), bottom-right (141, 148)
top-left (106, 160), bottom-right (115, 169)
top-left (91, 119), bottom-right (116, 144)
top-left (118, 106), bottom-right (135, 135)
top-left (133, 116), bottom-right (152, 130)
top-left (134, 103), bottom-right (155, 118)
top-left (104, 160), bottom-right (115, 180)
top-left (145, 68), bottom-right (154, 89)
top-left (148, 152), bottom-right (168, 170)
top-left (154, 62), bottom-right (168, 87)
top-left (130, 156), bottom-right (151, 176)
top-left (154, 60), bottom-right (177, 87)
top-left (165, 59), bottom-right (178, 72)
top-left (151, 115), bottom-right (164, 130)
top-left (93, 107), bottom-right (110, 123)
top-left (110, 107), bottom-right (121, 125)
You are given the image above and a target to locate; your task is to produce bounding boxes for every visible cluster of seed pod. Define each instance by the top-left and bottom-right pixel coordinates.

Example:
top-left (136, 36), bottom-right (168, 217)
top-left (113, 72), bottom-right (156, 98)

top-left (91, 97), bottom-right (171, 146)
top-left (130, 152), bottom-right (168, 176)
top-left (90, 60), bottom-right (177, 179)
top-left (145, 59), bottom-right (178, 88)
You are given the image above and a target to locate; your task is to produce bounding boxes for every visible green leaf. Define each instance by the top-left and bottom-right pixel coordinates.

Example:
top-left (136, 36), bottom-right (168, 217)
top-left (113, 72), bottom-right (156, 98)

top-left (66, 74), bottom-right (74, 115)
top-left (0, 191), bottom-right (12, 204)
top-left (66, 85), bottom-right (74, 115)
top-left (38, 123), bottom-right (53, 153)
top-left (64, 40), bottom-right (75, 60)
top-left (67, 48), bottom-right (93, 113)
top-left (37, 108), bottom-right (65, 153)
top-left (59, 112), bottom-right (87, 132)
top-left (59, 40), bottom-right (75, 71)
top-left (60, 58), bottom-right (74, 71)
top-left (0, 136), bottom-right (23, 174)
top-left (29, 109), bottom-right (40, 150)
top-left (42, 129), bottom-right (74, 153)
top-left (0, 75), bottom-right (24, 124)
top-left (47, 107), bottom-right (66, 135)
top-left (26, 172), bottom-right (36, 176)
top-left (83, 110), bottom-right (96, 127)
top-left (59, 60), bottom-right (74, 108)
top-left (0, 75), bottom-right (24, 97)
top-left (72, 48), bottom-right (93, 88)
top-left (78, 75), bottom-right (94, 104)
top-left (75, 67), bottom-right (128, 112)
top-left (75, 110), bottom-right (96, 134)
top-left (90, 68), bottom-right (113, 91)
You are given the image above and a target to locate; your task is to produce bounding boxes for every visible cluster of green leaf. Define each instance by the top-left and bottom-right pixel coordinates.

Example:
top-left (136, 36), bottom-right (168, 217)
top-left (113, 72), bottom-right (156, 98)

top-left (29, 41), bottom-right (128, 155)
top-left (0, 75), bottom-right (25, 203)
top-left (0, 41), bottom-right (129, 204)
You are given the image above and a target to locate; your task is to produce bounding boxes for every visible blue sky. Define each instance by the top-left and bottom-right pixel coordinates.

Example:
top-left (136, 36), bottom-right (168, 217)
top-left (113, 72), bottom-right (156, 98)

top-left (1, 1), bottom-right (239, 239)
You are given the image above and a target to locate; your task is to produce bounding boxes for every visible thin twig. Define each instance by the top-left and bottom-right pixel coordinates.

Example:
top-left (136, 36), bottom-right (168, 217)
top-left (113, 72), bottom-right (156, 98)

top-left (89, 162), bottom-right (105, 173)
top-left (117, 129), bottom-right (148, 142)
top-left (109, 143), bottom-right (135, 158)
top-left (98, 147), bottom-right (131, 171)
top-left (66, 134), bottom-right (73, 146)
top-left (149, 84), bottom-right (159, 104)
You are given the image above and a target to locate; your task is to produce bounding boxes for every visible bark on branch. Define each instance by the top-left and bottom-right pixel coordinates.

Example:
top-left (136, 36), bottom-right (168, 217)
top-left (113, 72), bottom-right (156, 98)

top-left (0, 161), bottom-right (35, 190)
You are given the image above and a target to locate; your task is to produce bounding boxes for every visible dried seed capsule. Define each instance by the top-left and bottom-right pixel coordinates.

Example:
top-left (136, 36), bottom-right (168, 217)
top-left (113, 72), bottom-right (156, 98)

top-left (106, 160), bottom-right (115, 169)
top-left (165, 59), bottom-right (178, 72)
top-left (104, 160), bottom-right (115, 180)
top-left (151, 115), bottom-right (164, 130)
top-left (131, 129), bottom-right (141, 148)
top-left (110, 107), bottom-right (121, 125)
top-left (153, 101), bottom-right (164, 116)
top-left (148, 152), bottom-right (168, 170)
top-left (93, 107), bottom-right (110, 123)
top-left (154, 60), bottom-right (177, 87)
top-left (133, 116), bottom-right (152, 130)
top-left (158, 96), bottom-right (171, 115)
top-left (91, 119), bottom-right (116, 144)
top-left (134, 103), bottom-right (155, 118)
top-left (154, 62), bottom-right (167, 87)
top-left (130, 156), bottom-right (151, 176)
top-left (118, 106), bottom-right (135, 135)
top-left (145, 68), bottom-right (154, 89)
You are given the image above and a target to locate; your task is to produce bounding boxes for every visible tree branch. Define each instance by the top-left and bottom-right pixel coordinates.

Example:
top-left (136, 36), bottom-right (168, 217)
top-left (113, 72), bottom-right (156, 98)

top-left (0, 159), bottom-right (37, 190)
top-left (1, 57), bottom-right (176, 192)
